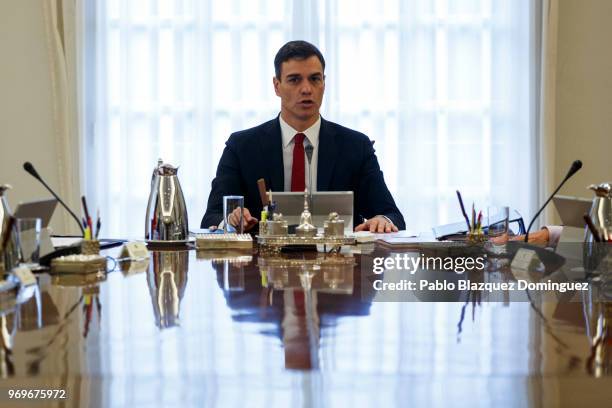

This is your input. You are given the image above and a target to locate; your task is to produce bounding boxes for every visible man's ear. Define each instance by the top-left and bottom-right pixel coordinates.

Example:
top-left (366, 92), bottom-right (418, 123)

top-left (273, 76), bottom-right (281, 96)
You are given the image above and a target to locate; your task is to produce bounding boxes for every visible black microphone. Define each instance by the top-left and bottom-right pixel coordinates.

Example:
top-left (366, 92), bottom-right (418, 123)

top-left (305, 145), bottom-right (314, 209)
top-left (524, 160), bottom-right (582, 242)
top-left (23, 162), bottom-right (85, 235)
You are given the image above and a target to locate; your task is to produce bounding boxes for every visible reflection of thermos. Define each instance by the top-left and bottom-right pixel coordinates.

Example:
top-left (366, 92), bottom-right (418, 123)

top-left (585, 274), bottom-right (612, 377)
top-left (147, 251), bottom-right (189, 328)
top-left (0, 314), bottom-right (16, 377)
top-left (587, 301), bottom-right (612, 377)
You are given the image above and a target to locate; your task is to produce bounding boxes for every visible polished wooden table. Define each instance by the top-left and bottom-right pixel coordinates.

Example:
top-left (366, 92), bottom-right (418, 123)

top-left (1, 242), bottom-right (611, 407)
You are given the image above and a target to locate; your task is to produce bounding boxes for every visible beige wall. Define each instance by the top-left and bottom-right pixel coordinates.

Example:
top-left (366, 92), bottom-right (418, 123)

top-left (0, 0), bottom-right (68, 233)
top-left (556, 0), bottom-right (612, 200)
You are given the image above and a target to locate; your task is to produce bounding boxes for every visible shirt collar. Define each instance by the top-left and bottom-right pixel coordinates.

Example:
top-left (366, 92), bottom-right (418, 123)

top-left (279, 114), bottom-right (321, 149)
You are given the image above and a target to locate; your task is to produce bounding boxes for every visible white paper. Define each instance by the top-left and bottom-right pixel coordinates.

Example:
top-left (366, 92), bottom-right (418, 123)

top-left (51, 236), bottom-right (84, 248)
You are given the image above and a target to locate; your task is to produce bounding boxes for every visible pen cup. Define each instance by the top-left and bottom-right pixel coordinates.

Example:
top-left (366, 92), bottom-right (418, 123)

top-left (487, 206), bottom-right (509, 254)
top-left (466, 230), bottom-right (487, 245)
top-left (81, 240), bottom-right (100, 255)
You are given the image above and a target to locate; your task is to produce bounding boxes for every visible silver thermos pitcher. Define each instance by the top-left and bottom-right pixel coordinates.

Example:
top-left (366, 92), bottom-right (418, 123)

top-left (1, 184), bottom-right (20, 270)
top-left (145, 159), bottom-right (189, 241)
top-left (587, 182), bottom-right (611, 243)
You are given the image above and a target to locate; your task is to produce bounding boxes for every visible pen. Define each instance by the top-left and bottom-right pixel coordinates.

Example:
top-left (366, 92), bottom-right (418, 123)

top-left (257, 178), bottom-right (268, 207)
top-left (268, 190), bottom-right (274, 217)
top-left (82, 196), bottom-right (93, 240)
top-left (81, 196), bottom-right (91, 222)
top-left (471, 203), bottom-right (476, 233)
top-left (82, 218), bottom-right (88, 239)
top-left (456, 190), bottom-right (471, 232)
top-left (95, 210), bottom-right (101, 239)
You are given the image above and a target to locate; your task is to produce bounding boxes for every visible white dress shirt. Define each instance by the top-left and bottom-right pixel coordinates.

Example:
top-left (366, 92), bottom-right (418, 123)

top-left (279, 115), bottom-right (320, 192)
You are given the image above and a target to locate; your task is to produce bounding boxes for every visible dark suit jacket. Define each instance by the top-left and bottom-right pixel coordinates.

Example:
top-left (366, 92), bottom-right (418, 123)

top-left (201, 116), bottom-right (406, 230)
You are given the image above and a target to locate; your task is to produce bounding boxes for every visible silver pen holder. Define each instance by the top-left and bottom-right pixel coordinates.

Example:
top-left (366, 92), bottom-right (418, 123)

top-left (324, 212), bottom-right (345, 237)
top-left (324, 220), bottom-right (345, 237)
top-left (264, 220), bottom-right (288, 236)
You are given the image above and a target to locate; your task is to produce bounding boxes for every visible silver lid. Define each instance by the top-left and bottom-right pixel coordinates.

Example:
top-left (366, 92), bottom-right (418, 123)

top-left (588, 182), bottom-right (611, 198)
top-left (157, 163), bottom-right (179, 176)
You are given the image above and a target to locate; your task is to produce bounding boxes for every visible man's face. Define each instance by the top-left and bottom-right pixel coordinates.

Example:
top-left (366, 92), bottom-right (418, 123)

top-left (273, 56), bottom-right (325, 127)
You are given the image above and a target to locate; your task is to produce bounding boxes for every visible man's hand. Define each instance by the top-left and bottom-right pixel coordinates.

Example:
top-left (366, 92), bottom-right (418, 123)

top-left (229, 207), bottom-right (258, 231)
top-left (354, 215), bottom-right (398, 233)
top-left (210, 207), bottom-right (258, 232)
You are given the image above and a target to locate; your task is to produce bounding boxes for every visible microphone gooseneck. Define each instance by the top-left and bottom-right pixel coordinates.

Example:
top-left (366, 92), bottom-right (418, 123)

top-left (524, 160), bottom-right (582, 242)
top-left (22, 162), bottom-right (85, 235)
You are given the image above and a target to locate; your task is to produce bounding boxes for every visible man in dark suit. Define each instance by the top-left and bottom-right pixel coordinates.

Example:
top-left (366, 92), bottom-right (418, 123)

top-left (202, 40), bottom-right (405, 233)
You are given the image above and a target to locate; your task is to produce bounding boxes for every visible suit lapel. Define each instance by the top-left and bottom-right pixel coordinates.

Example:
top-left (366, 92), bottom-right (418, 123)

top-left (259, 117), bottom-right (285, 191)
top-left (317, 118), bottom-right (337, 191)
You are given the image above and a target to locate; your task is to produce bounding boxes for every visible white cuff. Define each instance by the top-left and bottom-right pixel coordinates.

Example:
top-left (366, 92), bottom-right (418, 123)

top-left (543, 225), bottom-right (563, 248)
top-left (379, 215), bottom-right (394, 225)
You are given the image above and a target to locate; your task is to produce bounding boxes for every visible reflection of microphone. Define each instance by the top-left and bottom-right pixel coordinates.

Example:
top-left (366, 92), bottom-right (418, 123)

top-left (23, 161), bottom-right (85, 234)
top-left (305, 145), bottom-right (314, 209)
top-left (524, 160), bottom-right (582, 242)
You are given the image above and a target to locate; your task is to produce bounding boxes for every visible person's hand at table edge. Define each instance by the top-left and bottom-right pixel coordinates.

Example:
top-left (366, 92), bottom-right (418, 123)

top-left (355, 215), bottom-right (398, 233)
top-left (229, 207), bottom-right (258, 231)
top-left (209, 207), bottom-right (258, 232)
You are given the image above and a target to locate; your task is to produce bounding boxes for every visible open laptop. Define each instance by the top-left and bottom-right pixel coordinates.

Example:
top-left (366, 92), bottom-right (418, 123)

top-left (552, 195), bottom-right (592, 227)
top-left (272, 191), bottom-right (354, 231)
top-left (14, 198), bottom-right (58, 228)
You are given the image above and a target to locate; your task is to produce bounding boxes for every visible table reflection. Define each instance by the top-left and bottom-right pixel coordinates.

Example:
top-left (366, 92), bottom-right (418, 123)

top-left (211, 252), bottom-right (369, 370)
top-left (0, 245), bottom-right (611, 407)
top-left (1, 283), bottom-right (44, 378)
top-left (147, 250), bottom-right (189, 328)
top-left (584, 274), bottom-right (612, 376)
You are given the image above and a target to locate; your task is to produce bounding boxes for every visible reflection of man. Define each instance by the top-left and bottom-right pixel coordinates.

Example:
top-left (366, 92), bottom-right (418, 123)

top-left (211, 253), bottom-right (373, 370)
top-left (201, 40), bottom-right (405, 233)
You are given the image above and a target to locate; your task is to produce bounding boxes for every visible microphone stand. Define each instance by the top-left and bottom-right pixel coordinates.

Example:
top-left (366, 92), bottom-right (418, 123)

top-left (524, 160), bottom-right (582, 242)
top-left (23, 162), bottom-right (85, 235)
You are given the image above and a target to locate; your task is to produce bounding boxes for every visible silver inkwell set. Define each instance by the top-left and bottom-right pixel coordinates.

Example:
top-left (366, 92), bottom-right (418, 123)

top-left (256, 188), bottom-right (355, 250)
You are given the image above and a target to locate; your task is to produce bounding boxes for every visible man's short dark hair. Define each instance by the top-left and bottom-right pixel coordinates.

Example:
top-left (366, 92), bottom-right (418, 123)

top-left (274, 40), bottom-right (325, 79)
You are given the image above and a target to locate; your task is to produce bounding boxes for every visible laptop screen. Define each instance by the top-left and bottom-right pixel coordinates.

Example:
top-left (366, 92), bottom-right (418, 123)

top-left (14, 198), bottom-right (58, 228)
top-left (271, 191), bottom-right (354, 231)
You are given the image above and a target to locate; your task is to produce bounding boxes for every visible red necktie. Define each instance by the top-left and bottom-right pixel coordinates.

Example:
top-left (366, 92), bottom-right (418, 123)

top-left (291, 133), bottom-right (306, 192)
